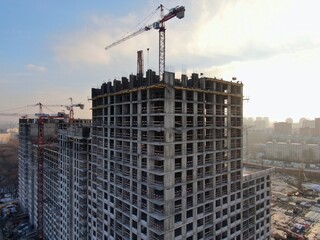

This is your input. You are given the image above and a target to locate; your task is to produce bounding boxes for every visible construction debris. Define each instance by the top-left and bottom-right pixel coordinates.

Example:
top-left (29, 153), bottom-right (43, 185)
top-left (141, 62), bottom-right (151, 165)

top-left (271, 173), bottom-right (320, 240)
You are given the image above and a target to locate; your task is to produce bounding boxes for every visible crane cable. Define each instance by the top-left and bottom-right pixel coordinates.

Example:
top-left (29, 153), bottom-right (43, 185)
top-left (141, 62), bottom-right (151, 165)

top-left (121, 6), bottom-right (161, 39)
top-left (42, 105), bottom-right (57, 114)
top-left (0, 105), bottom-right (31, 113)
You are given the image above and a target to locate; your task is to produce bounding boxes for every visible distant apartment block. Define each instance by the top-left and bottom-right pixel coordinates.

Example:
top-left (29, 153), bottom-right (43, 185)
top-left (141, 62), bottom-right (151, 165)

top-left (296, 118), bottom-right (320, 138)
top-left (0, 128), bottom-right (18, 143)
top-left (315, 118), bottom-right (320, 136)
top-left (264, 140), bottom-right (319, 163)
top-left (254, 117), bottom-right (269, 129)
top-left (273, 122), bottom-right (292, 136)
top-left (301, 119), bottom-right (315, 129)
top-left (89, 71), bottom-right (272, 240)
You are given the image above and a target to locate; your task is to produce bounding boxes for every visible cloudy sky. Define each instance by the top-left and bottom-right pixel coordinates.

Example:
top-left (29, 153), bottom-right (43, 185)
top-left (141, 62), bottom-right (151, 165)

top-left (0, 0), bottom-right (319, 122)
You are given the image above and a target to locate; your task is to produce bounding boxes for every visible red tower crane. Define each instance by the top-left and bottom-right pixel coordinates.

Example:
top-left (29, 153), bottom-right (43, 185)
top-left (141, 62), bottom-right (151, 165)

top-left (33, 103), bottom-right (66, 239)
top-left (105, 4), bottom-right (185, 81)
top-left (37, 98), bottom-right (84, 123)
top-left (32, 101), bottom-right (83, 239)
top-left (0, 109), bottom-right (47, 240)
top-left (0, 101), bottom-right (83, 239)
top-left (36, 102), bottom-right (45, 240)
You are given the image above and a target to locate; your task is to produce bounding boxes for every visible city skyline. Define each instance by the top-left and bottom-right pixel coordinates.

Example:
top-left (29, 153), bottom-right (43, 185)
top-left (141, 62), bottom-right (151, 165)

top-left (1, 0), bottom-right (320, 122)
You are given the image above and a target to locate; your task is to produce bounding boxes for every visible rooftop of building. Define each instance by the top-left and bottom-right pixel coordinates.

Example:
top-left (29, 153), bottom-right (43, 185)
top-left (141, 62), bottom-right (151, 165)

top-left (243, 165), bottom-right (274, 180)
top-left (60, 124), bottom-right (91, 138)
top-left (266, 141), bottom-right (319, 146)
top-left (92, 70), bottom-right (243, 98)
top-left (243, 166), bottom-right (261, 176)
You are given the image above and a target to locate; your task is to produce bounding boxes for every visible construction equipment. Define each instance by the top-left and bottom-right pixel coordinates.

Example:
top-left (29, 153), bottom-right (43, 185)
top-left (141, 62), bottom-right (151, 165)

top-left (36, 103), bottom-right (45, 240)
top-left (23, 101), bottom-right (82, 239)
top-left (34, 102), bottom-right (67, 239)
top-left (66, 97), bottom-right (84, 123)
top-left (137, 50), bottom-right (144, 76)
top-left (277, 226), bottom-right (308, 240)
top-left (1, 101), bottom-right (83, 239)
top-left (34, 98), bottom-right (84, 123)
top-left (29, 101), bottom-right (83, 239)
top-left (0, 99), bottom-right (84, 123)
top-left (105, 4), bottom-right (185, 81)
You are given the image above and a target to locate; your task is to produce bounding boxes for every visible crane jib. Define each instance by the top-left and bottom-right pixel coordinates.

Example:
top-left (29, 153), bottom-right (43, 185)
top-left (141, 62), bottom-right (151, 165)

top-left (105, 5), bottom-right (185, 50)
top-left (104, 4), bottom-right (185, 80)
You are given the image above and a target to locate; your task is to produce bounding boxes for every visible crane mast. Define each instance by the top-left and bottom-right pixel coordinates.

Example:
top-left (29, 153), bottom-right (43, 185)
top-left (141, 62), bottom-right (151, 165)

top-left (159, 5), bottom-right (165, 81)
top-left (0, 101), bottom-right (84, 239)
top-left (67, 97), bottom-right (84, 123)
top-left (36, 103), bottom-right (45, 240)
top-left (105, 4), bottom-right (185, 81)
top-left (34, 102), bottom-right (68, 239)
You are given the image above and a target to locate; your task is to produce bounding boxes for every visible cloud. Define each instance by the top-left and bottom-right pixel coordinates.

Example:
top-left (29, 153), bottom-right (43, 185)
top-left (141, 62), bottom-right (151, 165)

top-left (200, 46), bottom-right (320, 121)
top-left (26, 64), bottom-right (47, 73)
top-left (165, 0), bottom-right (320, 65)
top-left (51, 0), bottom-right (320, 79)
top-left (3, 0), bottom-right (320, 122)
top-left (52, 12), bottom-right (154, 66)
top-left (53, 30), bottom-right (111, 66)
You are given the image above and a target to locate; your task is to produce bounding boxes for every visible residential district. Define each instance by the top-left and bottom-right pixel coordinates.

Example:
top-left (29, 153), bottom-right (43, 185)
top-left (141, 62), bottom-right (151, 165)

top-left (0, 70), bottom-right (319, 240)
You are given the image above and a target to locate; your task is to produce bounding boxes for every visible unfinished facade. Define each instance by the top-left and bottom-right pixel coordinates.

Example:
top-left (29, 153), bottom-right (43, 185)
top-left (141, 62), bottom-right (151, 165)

top-left (18, 118), bottom-right (38, 215)
top-left (18, 118), bottom-right (91, 239)
top-left (90, 70), bottom-right (271, 239)
top-left (17, 70), bottom-right (271, 239)
top-left (18, 118), bottom-right (61, 228)
top-left (59, 124), bottom-right (91, 240)
top-left (43, 146), bottom-right (60, 239)
top-left (242, 168), bottom-right (272, 240)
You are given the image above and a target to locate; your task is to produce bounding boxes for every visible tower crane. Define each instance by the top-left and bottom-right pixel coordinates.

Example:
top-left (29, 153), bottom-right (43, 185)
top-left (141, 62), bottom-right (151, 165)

top-left (105, 4), bottom-right (185, 81)
top-left (36, 102), bottom-right (45, 240)
top-left (34, 102), bottom-right (68, 239)
top-left (33, 100), bottom-right (82, 239)
top-left (33, 98), bottom-right (84, 123)
top-left (67, 97), bottom-right (84, 123)
top-left (1, 101), bottom-right (83, 239)
top-left (17, 101), bottom-right (83, 239)
top-left (26, 101), bottom-right (83, 239)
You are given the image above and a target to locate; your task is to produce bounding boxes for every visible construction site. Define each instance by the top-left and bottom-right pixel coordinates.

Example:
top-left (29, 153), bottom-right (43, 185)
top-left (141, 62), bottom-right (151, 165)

top-left (0, 100), bottom-right (89, 239)
top-left (270, 170), bottom-right (320, 240)
top-left (0, 3), bottom-right (307, 240)
top-left (243, 157), bottom-right (320, 239)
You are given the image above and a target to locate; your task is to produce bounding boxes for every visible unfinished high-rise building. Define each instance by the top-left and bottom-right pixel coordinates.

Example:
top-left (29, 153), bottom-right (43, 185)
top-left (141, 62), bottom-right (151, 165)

top-left (43, 145), bottom-right (60, 239)
top-left (58, 124), bottom-right (91, 240)
top-left (90, 70), bottom-right (272, 240)
top-left (18, 117), bottom-right (91, 239)
top-left (18, 118), bottom-right (63, 228)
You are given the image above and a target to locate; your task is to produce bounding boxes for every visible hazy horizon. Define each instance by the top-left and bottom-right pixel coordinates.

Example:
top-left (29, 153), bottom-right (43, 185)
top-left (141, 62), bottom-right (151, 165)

top-left (1, 0), bottom-right (320, 121)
